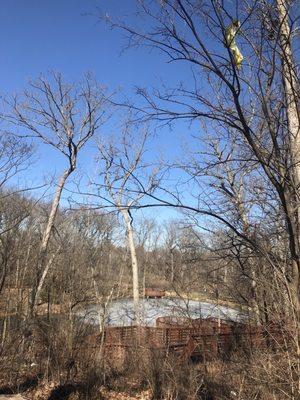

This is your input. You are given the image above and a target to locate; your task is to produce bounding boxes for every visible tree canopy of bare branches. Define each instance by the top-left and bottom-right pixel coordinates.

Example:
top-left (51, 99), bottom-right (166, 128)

top-left (106, 0), bottom-right (300, 329)
top-left (7, 72), bottom-right (109, 313)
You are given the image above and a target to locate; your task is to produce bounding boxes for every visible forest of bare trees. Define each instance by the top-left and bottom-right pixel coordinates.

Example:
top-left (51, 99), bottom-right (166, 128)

top-left (0, 1), bottom-right (299, 399)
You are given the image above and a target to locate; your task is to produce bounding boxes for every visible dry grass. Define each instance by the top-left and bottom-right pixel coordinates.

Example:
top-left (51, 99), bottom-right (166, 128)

top-left (0, 314), bottom-right (298, 400)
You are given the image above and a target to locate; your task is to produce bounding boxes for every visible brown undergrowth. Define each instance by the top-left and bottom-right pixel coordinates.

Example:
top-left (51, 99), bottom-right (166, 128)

top-left (0, 316), bottom-right (298, 400)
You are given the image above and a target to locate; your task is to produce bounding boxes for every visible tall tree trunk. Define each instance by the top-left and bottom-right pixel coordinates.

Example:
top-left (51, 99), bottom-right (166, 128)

top-left (31, 167), bottom-right (73, 314)
top-left (277, 0), bottom-right (300, 321)
top-left (121, 208), bottom-right (140, 324)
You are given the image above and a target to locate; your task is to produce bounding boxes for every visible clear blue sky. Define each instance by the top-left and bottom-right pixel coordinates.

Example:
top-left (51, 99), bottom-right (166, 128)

top-left (0, 0), bottom-right (200, 221)
top-left (1, 1), bottom-right (154, 90)
top-left (0, 0), bottom-right (187, 100)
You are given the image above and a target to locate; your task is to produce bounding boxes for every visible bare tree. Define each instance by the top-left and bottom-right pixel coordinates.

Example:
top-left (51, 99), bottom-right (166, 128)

top-left (106, 0), bottom-right (300, 326)
top-left (0, 192), bottom-right (32, 295)
top-left (96, 128), bottom-right (159, 323)
top-left (0, 132), bottom-right (32, 192)
top-left (8, 72), bottom-right (108, 313)
top-left (0, 131), bottom-right (33, 296)
top-left (276, 0), bottom-right (300, 320)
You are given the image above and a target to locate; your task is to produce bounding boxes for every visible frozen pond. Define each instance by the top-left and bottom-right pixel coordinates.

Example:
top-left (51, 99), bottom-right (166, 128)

top-left (79, 297), bottom-right (245, 327)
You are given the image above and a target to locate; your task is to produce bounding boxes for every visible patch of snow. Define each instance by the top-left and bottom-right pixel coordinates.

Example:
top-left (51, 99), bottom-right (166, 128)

top-left (79, 298), bottom-right (246, 326)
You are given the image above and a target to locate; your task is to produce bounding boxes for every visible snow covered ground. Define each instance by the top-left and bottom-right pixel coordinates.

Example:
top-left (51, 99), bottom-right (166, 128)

top-left (79, 298), bottom-right (246, 327)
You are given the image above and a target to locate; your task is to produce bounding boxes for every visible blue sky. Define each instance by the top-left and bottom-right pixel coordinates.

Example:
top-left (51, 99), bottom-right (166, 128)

top-left (0, 1), bottom-right (188, 215)
top-left (2, 0), bottom-right (297, 232)
top-left (1, 0), bottom-right (150, 90)
top-left (0, 0), bottom-right (188, 110)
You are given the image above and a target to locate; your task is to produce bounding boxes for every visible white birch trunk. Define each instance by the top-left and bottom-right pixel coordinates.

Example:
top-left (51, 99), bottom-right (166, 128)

top-left (121, 208), bottom-right (140, 324)
top-left (31, 167), bottom-right (72, 313)
top-left (277, 0), bottom-right (300, 320)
